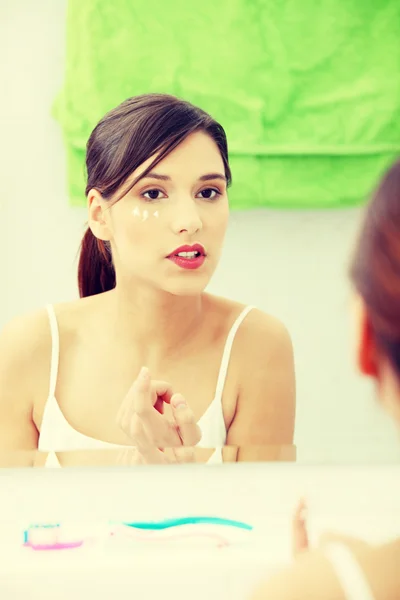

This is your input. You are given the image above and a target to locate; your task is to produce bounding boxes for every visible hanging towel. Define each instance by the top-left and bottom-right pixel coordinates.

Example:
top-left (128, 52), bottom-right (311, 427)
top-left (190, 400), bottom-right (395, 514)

top-left (53, 0), bottom-right (400, 209)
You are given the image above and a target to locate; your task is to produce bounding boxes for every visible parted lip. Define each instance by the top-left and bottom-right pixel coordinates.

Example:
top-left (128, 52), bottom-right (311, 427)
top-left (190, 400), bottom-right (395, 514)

top-left (167, 243), bottom-right (206, 257)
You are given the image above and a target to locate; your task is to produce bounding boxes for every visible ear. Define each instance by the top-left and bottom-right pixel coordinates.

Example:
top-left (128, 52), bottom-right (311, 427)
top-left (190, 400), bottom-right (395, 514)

top-left (87, 188), bottom-right (112, 241)
top-left (353, 297), bottom-right (379, 378)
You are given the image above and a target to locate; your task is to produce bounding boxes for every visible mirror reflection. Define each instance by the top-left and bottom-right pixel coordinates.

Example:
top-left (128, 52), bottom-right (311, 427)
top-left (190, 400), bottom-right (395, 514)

top-left (2, 2), bottom-right (400, 468)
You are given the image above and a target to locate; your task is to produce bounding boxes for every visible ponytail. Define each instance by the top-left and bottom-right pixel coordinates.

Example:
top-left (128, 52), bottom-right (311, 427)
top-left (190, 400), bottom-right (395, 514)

top-left (77, 228), bottom-right (115, 298)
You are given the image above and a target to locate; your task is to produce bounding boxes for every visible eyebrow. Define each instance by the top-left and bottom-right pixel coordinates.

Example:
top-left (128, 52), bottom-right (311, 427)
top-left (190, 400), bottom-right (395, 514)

top-left (143, 171), bottom-right (227, 183)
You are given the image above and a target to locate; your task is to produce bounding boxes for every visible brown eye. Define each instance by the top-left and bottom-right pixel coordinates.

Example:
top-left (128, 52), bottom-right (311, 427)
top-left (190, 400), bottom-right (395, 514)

top-left (142, 189), bottom-right (166, 201)
top-left (197, 188), bottom-right (220, 200)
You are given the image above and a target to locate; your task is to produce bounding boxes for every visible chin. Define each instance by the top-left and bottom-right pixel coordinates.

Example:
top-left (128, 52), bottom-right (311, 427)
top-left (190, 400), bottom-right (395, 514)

top-left (168, 284), bottom-right (208, 297)
top-left (164, 277), bottom-right (210, 297)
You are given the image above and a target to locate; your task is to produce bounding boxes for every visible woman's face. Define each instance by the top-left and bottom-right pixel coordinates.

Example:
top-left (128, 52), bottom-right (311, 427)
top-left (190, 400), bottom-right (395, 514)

top-left (90, 131), bottom-right (229, 296)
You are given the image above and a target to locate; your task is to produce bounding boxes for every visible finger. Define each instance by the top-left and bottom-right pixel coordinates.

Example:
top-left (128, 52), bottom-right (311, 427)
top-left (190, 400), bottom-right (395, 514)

top-left (116, 367), bottom-right (152, 428)
top-left (132, 367), bottom-right (154, 416)
top-left (141, 416), bottom-right (182, 448)
top-left (121, 370), bottom-right (177, 446)
top-left (117, 402), bottom-right (141, 443)
top-left (117, 368), bottom-right (181, 447)
top-left (292, 498), bottom-right (309, 557)
top-left (138, 390), bottom-right (182, 448)
top-left (121, 368), bottom-right (172, 415)
top-left (128, 416), bottom-right (153, 450)
top-left (116, 447), bottom-right (144, 466)
top-left (138, 446), bottom-right (171, 465)
top-left (170, 394), bottom-right (202, 446)
top-left (172, 446), bottom-right (196, 463)
top-left (151, 380), bottom-right (174, 407)
top-left (152, 381), bottom-right (173, 415)
top-left (120, 402), bottom-right (156, 451)
top-left (118, 370), bottom-right (173, 420)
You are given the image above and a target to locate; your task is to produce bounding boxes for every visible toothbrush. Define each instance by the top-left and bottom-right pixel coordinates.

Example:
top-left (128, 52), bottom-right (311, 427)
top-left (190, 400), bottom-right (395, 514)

top-left (23, 524), bottom-right (84, 551)
top-left (119, 516), bottom-right (253, 530)
top-left (110, 516), bottom-right (253, 547)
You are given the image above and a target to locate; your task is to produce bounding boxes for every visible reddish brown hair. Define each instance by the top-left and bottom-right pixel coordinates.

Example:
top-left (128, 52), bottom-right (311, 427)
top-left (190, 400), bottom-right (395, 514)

top-left (350, 159), bottom-right (400, 375)
top-left (77, 94), bottom-right (231, 298)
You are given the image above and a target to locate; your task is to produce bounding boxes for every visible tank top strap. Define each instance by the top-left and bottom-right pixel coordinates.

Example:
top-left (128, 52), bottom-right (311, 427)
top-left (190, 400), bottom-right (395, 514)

top-left (324, 542), bottom-right (376, 600)
top-left (214, 306), bottom-right (255, 402)
top-left (45, 304), bottom-right (60, 398)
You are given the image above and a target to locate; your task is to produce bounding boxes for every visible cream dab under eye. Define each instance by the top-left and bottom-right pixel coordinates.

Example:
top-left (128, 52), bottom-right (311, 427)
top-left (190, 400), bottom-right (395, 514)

top-left (131, 206), bottom-right (159, 221)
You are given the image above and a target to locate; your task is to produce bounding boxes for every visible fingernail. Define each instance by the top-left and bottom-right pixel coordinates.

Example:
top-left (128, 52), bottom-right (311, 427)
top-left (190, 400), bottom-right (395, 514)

top-left (139, 366), bottom-right (150, 381)
top-left (172, 394), bottom-right (187, 409)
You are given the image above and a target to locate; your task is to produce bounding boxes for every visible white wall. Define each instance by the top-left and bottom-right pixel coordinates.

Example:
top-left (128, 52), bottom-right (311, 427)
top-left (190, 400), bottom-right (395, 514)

top-left (2, 1), bottom-right (399, 463)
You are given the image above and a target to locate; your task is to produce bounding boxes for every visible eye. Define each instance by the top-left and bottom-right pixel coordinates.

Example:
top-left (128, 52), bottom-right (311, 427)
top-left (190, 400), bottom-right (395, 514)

top-left (142, 189), bottom-right (167, 201)
top-left (196, 188), bottom-right (221, 201)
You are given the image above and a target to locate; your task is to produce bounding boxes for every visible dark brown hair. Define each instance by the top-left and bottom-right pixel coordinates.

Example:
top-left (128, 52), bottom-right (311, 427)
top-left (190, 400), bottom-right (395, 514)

top-left (78, 94), bottom-right (231, 298)
top-left (350, 159), bottom-right (400, 375)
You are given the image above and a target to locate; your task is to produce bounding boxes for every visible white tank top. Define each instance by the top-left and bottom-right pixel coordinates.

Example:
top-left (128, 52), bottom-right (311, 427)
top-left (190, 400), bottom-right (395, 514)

top-left (324, 542), bottom-right (376, 600)
top-left (38, 304), bottom-right (254, 466)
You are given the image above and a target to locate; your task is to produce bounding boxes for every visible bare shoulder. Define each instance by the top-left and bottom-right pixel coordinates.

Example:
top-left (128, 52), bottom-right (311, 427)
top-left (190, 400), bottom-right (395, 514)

top-left (51, 293), bottom-right (110, 330)
top-left (236, 307), bottom-right (293, 357)
top-left (204, 294), bottom-right (294, 376)
top-left (0, 296), bottom-right (90, 365)
top-left (0, 308), bottom-right (52, 373)
top-left (251, 540), bottom-right (400, 600)
top-left (0, 298), bottom-right (90, 403)
top-left (251, 549), bottom-right (346, 600)
top-left (204, 294), bottom-right (292, 349)
top-left (0, 309), bottom-right (53, 450)
top-left (211, 296), bottom-right (296, 450)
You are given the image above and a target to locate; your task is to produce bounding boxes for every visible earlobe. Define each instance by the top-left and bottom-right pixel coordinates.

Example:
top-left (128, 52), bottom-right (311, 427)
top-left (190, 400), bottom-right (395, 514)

top-left (87, 188), bottom-right (111, 242)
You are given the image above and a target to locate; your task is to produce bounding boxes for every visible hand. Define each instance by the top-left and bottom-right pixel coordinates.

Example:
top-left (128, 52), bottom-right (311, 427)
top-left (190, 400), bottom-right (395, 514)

top-left (116, 367), bottom-right (202, 462)
top-left (116, 445), bottom-right (197, 465)
top-left (292, 498), bottom-right (309, 556)
top-left (292, 498), bottom-right (370, 558)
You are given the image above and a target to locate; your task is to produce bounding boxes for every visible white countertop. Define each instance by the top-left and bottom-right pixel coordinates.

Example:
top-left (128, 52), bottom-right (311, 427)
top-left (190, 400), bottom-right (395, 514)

top-left (0, 464), bottom-right (399, 599)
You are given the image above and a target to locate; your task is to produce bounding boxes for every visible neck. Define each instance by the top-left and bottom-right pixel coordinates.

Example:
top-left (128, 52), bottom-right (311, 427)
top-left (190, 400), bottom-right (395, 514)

top-left (104, 285), bottom-right (206, 357)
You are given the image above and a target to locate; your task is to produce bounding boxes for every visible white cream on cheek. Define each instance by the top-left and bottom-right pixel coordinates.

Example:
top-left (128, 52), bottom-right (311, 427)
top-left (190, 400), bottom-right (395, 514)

top-left (132, 207), bottom-right (141, 218)
top-left (131, 207), bottom-right (160, 221)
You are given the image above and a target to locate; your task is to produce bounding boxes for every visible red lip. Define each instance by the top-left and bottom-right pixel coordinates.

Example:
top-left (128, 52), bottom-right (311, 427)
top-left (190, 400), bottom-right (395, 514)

top-left (166, 244), bottom-right (206, 271)
top-left (167, 244), bottom-right (206, 258)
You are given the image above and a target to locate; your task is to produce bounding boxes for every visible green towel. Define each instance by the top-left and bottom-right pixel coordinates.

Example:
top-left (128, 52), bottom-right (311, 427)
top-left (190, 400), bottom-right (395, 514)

top-left (54, 0), bottom-right (400, 209)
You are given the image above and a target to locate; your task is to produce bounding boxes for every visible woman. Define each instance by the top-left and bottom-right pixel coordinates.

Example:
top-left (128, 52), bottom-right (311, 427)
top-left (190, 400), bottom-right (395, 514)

top-left (0, 94), bottom-right (296, 466)
top-left (252, 160), bottom-right (400, 599)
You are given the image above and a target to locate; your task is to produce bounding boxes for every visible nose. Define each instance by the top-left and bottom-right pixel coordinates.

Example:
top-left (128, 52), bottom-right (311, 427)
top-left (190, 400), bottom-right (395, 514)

top-left (171, 200), bottom-right (203, 236)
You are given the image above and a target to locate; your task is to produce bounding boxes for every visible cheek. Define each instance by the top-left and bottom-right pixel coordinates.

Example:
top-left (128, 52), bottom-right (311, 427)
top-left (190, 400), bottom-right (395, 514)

top-left (118, 205), bottom-right (161, 242)
top-left (208, 205), bottom-right (229, 237)
top-left (131, 206), bottom-right (160, 222)
top-left (108, 207), bottom-right (161, 264)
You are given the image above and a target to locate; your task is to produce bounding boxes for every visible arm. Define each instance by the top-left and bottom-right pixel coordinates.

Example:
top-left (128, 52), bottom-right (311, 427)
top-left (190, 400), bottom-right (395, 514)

top-left (226, 310), bottom-right (296, 461)
top-left (0, 313), bottom-right (44, 465)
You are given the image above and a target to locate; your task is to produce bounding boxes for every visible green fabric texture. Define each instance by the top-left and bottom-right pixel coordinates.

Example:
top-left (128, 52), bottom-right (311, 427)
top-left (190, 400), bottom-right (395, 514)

top-left (54, 0), bottom-right (400, 209)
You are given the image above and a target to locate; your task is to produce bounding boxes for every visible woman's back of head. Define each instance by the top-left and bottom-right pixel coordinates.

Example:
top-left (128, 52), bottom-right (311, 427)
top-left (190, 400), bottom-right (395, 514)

top-left (351, 159), bottom-right (400, 369)
top-left (350, 159), bottom-right (400, 422)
